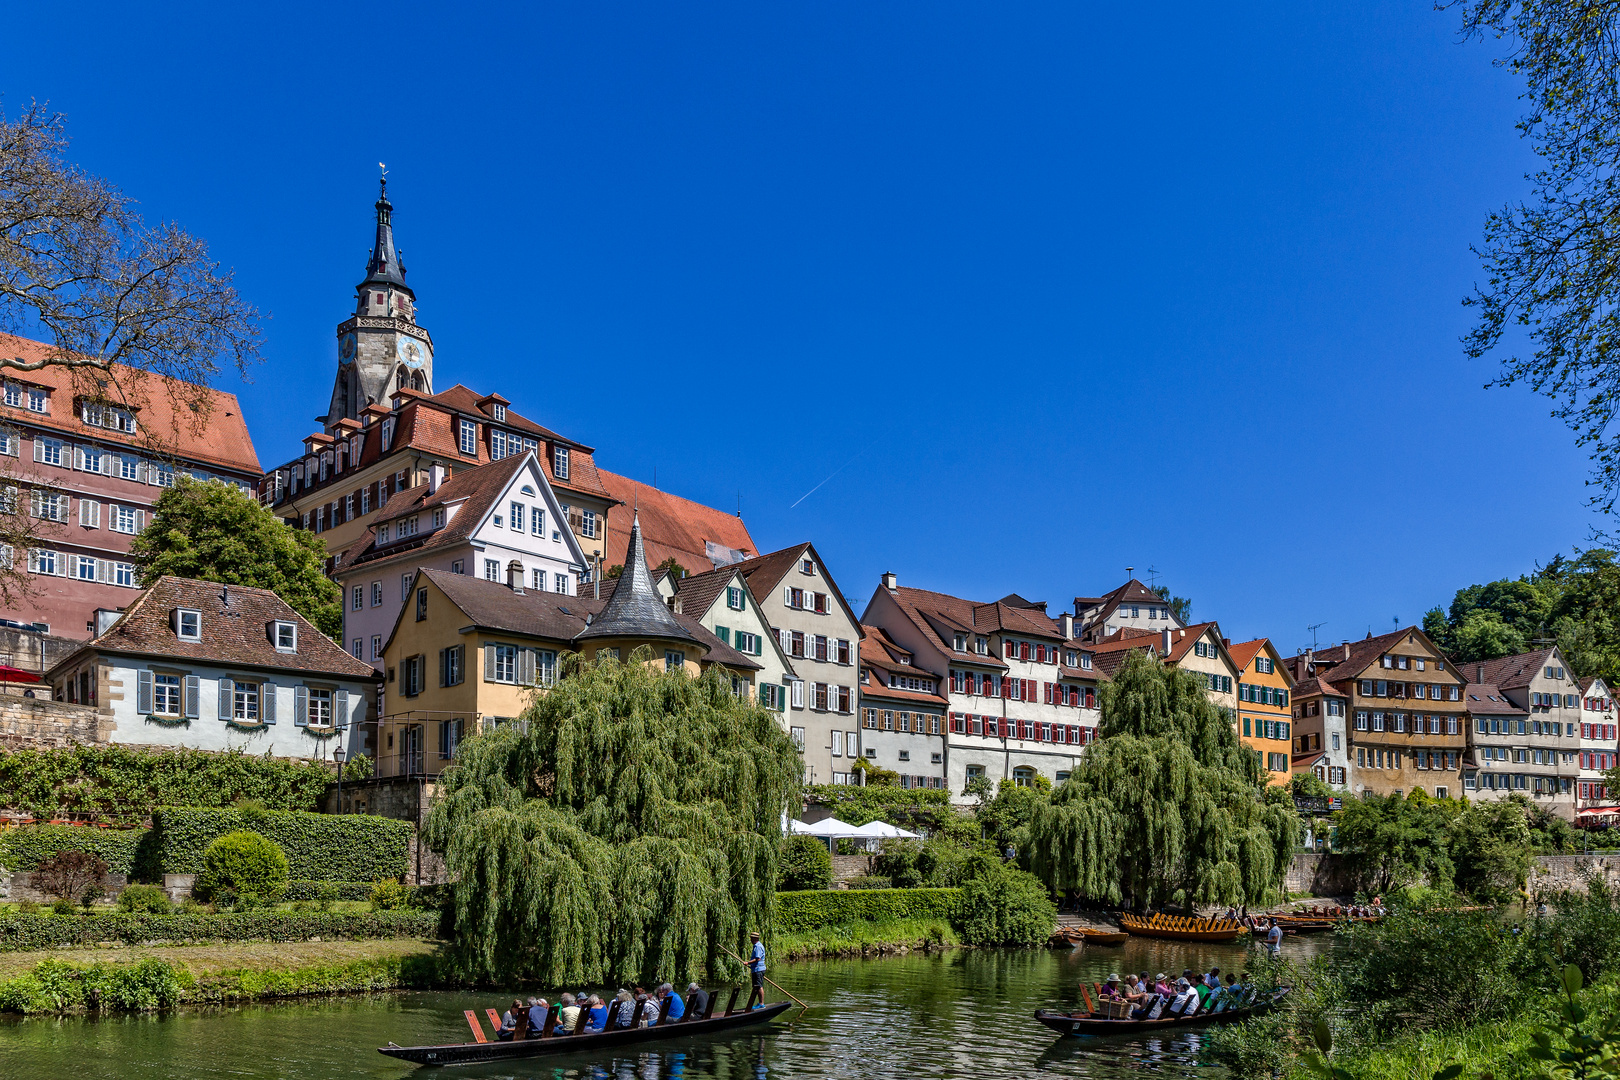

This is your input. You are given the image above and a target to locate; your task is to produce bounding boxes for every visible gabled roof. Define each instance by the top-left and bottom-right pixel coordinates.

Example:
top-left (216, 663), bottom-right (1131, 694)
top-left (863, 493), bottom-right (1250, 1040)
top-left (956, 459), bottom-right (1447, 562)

top-left (1304, 627), bottom-right (1450, 690)
top-left (1465, 648), bottom-right (1564, 691)
top-left (1076, 578), bottom-right (1170, 626)
top-left (738, 542), bottom-right (862, 629)
top-left (878, 583), bottom-right (1072, 669)
top-left (0, 332), bottom-right (261, 476)
top-left (1290, 675), bottom-right (1348, 700)
top-left (1227, 639), bottom-right (1266, 674)
top-left (51, 576), bottom-right (375, 681)
top-left (596, 470), bottom-right (755, 576)
top-left (1463, 682), bottom-right (1528, 717)
top-left (1085, 622), bottom-right (1233, 678)
top-left (575, 512), bottom-right (696, 645)
top-left (859, 625), bottom-right (949, 708)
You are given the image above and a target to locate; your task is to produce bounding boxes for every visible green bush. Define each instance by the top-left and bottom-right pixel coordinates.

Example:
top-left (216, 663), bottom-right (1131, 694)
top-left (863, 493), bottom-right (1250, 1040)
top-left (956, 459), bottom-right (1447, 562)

top-left (370, 878), bottom-right (409, 910)
top-left (779, 835), bottom-right (833, 891)
top-left (951, 862), bottom-right (1054, 946)
top-left (0, 910), bottom-right (438, 952)
top-left (196, 832), bottom-right (289, 902)
top-left (115, 884), bottom-right (171, 915)
top-left (0, 745), bottom-right (333, 823)
top-left (0, 825), bottom-right (151, 876)
top-left (873, 836), bottom-right (976, 888)
top-left (773, 887), bottom-right (960, 931)
top-left (152, 808), bottom-right (411, 882)
top-left (281, 880), bottom-right (373, 903)
top-left (846, 875), bottom-right (892, 890)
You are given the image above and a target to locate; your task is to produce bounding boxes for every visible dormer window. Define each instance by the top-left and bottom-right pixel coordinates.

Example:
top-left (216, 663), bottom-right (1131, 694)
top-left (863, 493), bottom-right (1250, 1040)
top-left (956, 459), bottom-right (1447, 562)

top-left (396, 516), bottom-right (418, 538)
top-left (553, 445), bottom-right (570, 480)
top-left (953, 633), bottom-right (966, 652)
top-left (1066, 650), bottom-right (1078, 667)
top-left (433, 508), bottom-right (445, 529)
top-left (1081, 654), bottom-right (1093, 670)
top-left (381, 418), bottom-right (395, 451)
top-left (975, 636), bottom-right (988, 655)
top-left (273, 621), bottom-right (297, 652)
top-left (459, 419), bottom-right (478, 456)
top-left (492, 403), bottom-right (506, 423)
top-left (173, 608), bottom-right (201, 641)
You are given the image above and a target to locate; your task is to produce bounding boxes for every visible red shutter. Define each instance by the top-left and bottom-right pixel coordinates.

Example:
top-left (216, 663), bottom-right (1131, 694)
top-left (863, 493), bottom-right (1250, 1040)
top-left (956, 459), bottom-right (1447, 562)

top-left (1004, 640), bottom-right (1014, 658)
top-left (1021, 642), bottom-right (1030, 661)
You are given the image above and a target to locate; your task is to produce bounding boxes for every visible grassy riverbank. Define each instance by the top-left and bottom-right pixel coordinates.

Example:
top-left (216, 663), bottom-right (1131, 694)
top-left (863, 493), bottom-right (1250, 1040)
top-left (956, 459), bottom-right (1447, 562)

top-left (0, 939), bottom-right (441, 1014)
top-left (774, 916), bottom-right (958, 960)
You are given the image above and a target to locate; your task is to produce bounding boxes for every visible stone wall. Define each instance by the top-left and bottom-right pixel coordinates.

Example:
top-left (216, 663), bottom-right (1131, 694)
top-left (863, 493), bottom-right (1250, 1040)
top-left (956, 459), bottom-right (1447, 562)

top-left (1286, 852), bottom-right (1355, 897)
top-left (0, 626), bottom-right (79, 675)
top-left (1529, 855), bottom-right (1620, 895)
top-left (319, 776), bottom-right (448, 886)
top-left (1, 870), bottom-right (128, 904)
top-left (0, 692), bottom-right (104, 750)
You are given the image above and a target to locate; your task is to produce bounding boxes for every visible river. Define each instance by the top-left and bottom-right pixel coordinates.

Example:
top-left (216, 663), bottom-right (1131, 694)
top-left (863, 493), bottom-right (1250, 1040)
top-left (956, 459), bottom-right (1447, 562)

top-left (0, 935), bottom-right (1327, 1079)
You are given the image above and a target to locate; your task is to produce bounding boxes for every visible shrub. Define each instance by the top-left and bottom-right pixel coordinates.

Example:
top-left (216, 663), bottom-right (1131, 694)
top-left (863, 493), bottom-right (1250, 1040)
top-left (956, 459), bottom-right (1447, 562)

top-left (114, 884), bottom-right (170, 915)
top-left (0, 825), bottom-right (150, 876)
top-left (845, 875), bottom-right (892, 890)
top-left (951, 861), bottom-right (1054, 946)
top-left (31, 850), bottom-right (108, 903)
top-left (0, 909), bottom-right (438, 952)
top-left (370, 878), bottom-right (409, 911)
top-left (17, 900), bottom-right (40, 915)
top-left (779, 835), bottom-right (833, 891)
top-left (773, 887), bottom-right (960, 931)
top-left (874, 836), bottom-right (976, 888)
top-left (196, 831), bottom-right (288, 903)
top-left (152, 808), bottom-right (411, 882)
top-left (50, 898), bottom-right (74, 915)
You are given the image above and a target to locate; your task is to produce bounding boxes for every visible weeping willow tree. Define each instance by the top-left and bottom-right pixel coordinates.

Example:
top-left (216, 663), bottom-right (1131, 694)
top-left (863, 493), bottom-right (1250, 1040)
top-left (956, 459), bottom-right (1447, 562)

top-left (423, 650), bottom-right (802, 986)
top-left (1027, 651), bottom-right (1297, 911)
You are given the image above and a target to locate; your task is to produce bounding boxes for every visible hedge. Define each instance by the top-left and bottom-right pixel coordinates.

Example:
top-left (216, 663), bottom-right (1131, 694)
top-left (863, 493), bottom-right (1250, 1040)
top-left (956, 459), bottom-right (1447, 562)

top-left (773, 888), bottom-right (960, 932)
top-left (281, 880), bottom-right (376, 902)
top-left (0, 825), bottom-right (152, 875)
top-left (0, 745), bottom-right (334, 822)
top-left (151, 809), bottom-right (411, 882)
top-left (0, 910), bottom-right (438, 952)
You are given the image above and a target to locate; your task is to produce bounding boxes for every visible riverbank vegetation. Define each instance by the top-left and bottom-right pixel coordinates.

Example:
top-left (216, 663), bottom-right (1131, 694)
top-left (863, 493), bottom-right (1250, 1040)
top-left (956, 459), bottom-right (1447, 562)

top-left (1205, 879), bottom-right (1620, 1079)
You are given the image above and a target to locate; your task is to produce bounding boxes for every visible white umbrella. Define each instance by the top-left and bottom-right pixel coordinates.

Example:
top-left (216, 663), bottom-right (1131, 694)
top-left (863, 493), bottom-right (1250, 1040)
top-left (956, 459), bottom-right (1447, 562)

top-left (850, 820), bottom-right (919, 840)
top-left (789, 817), bottom-right (863, 838)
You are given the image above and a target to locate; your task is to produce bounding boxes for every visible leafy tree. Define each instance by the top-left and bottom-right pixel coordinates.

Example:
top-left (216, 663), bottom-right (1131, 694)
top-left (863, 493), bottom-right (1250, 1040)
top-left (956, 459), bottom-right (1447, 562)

top-left (1451, 3), bottom-right (1620, 510)
top-left (1152, 585), bottom-right (1192, 625)
top-left (849, 758), bottom-right (899, 786)
top-left (976, 776), bottom-right (1049, 859)
top-left (656, 557), bottom-right (688, 580)
top-left (1334, 791), bottom-right (1455, 895)
top-left (779, 835), bottom-right (833, 891)
top-left (30, 850), bottom-right (107, 903)
top-left (1448, 798), bottom-right (1532, 902)
top-left (129, 477), bottom-right (342, 638)
top-left (1291, 770), bottom-right (1333, 801)
top-left (951, 856), bottom-right (1055, 945)
top-left (424, 654), bottom-right (801, 986)
top-left (1026, 651), bottom-right (1297, 910)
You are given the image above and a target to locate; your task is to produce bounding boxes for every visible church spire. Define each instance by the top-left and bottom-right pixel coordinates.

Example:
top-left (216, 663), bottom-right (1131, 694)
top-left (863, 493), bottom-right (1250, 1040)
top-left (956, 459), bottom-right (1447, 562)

top-left (360, 175), bottom-right (411, 293)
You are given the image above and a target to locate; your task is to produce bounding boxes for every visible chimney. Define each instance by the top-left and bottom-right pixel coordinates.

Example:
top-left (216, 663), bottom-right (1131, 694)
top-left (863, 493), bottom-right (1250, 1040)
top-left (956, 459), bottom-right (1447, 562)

top-left (1222, 637), bottom-right (1230, 648)
top-left (1342, 642), bottom-right (1350, 661)
top-left (1476, 664), bottom-right (1485, 685)
top-left (507, 560), bottom-right (524, 594)
top-left (1060, 613), bottom-right (1074, 640)
top-left (1162, 628), bottom-right (1172, 655)
top-left (673, 595), bottom-right (684, 615)
top-left (882, 571), bottom-right (897, 591)
top-left (428, 463), bottom-right (446, 495)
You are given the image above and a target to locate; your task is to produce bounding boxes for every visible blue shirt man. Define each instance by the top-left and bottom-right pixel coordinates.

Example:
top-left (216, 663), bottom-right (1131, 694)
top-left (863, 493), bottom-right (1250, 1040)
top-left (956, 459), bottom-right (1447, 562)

top-left (746, 930), bottom-right (767, 1009)
top-left (662, 983), bottom-right (685, 1022)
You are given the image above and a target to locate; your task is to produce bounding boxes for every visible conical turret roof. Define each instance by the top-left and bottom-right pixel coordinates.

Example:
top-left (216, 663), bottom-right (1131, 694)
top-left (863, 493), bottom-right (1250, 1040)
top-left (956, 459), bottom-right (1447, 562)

top-left (574, 511), bottom-right (697, 644)
top-left (359, 177), bottom-right (411, 293)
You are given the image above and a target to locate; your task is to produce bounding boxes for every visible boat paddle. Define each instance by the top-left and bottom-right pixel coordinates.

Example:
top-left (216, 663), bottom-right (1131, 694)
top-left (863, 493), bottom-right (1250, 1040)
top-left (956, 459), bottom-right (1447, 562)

top-left (717, 945), bottom-right (808, 1010)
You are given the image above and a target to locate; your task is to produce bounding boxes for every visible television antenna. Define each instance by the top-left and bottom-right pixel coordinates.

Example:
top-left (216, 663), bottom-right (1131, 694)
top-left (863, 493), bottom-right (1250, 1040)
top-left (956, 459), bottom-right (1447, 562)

top-left (1307, 622), bottom-right (1327, 651)
top-left (1144, 565), bottom-right (1161, 590)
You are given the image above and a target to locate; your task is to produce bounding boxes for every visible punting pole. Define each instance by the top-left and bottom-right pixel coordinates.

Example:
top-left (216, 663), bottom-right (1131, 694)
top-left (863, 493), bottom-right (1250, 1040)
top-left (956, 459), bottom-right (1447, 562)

top-left (719, 946), bottom-right (809, 1010)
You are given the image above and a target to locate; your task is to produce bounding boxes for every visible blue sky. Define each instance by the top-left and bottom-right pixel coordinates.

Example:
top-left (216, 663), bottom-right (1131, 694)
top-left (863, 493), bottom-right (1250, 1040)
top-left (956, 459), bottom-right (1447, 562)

top-left (4, 2), bottom-right (1592, 654)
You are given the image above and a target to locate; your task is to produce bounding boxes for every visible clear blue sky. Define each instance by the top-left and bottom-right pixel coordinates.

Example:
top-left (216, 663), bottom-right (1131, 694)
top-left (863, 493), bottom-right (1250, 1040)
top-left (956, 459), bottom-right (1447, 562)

top-left (4, 2), bottom-right (1592, 654)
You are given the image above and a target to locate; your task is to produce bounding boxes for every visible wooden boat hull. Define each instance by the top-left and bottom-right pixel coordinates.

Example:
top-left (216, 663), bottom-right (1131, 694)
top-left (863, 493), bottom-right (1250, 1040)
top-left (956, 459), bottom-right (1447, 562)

top-left (1118, 915), bottom-right (1246, 942)
top-left (1075, 930), bottom-right (1128, 945)
top-left (1034, 988), bottom-right (1289, 1037)
top-left (378, 1001), bottom-right (794, 1066)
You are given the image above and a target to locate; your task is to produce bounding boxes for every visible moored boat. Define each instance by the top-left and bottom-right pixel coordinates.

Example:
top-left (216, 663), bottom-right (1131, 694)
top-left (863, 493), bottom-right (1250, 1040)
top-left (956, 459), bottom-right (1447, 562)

top-left (1118, 913), bottom-right (1247, 942)
top-left (1033, 987), bottom-right (1290, 1037)
top-left (379, 998), bottom-right (794, 1066)
top-left (1052, 926), bottom-right (1129, 946)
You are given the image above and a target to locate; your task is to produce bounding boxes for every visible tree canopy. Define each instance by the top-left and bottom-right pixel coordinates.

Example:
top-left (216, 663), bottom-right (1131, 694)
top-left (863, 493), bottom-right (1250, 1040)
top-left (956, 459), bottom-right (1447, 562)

top-left (129, 477), bottom-right (342, 638)
top-left (1026, 651), bottom-right (1296, 910)
top-left (423, 654), bottom-right (802, 986)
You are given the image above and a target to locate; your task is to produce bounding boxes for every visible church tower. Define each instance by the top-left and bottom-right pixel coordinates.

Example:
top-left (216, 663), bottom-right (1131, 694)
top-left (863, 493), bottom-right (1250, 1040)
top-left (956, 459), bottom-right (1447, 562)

top-left (325, 177), bottom-right (434, 432)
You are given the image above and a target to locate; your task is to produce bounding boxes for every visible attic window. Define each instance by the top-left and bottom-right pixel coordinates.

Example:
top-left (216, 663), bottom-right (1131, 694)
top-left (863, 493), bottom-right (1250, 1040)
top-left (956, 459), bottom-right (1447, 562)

top-left (491, 403), bottom-right (506, 423)
top-left (1081, 654), bottom-right (1093, 670)
top-left (173, 609), bottom-right (201, 641)
top-left (273, 621), bottom-right (297, 652)
top-left (801, 558), bottom-right (814, 575)
top-left (433, 508), bottom-right (445, 529)
top-left (953, 634), bottom-right (966, 652)
top-left (553, 446), bottom-right (570, 480)
top-left (520, 485), bottom-right (536, 496)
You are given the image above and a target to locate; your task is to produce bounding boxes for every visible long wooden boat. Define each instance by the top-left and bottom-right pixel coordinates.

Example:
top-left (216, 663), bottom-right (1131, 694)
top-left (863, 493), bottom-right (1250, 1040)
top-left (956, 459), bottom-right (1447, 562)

top-left (1052, 926), bottom-right (1129, 947)
top-left (1034, 988), bottom-right (1289, 1037)
top-left (1118, 913), bottom-right (1247, 942)
top-left (378, 1001), bottom-right (794, 1066)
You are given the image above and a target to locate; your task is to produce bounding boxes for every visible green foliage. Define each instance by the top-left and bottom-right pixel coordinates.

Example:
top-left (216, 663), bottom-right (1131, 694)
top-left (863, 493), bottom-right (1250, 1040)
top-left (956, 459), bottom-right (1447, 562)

top-left (1519, 878), bottom-right (1620, 986)
top-left (845, 875), bottom-right (892, 889)
top-left (424, 655), bottom-right (802, 988)
top-left (1027, 651), bottom-right (1297, 908)
top-left (129, 476), bottom-right (342, 638)
top-left (0, 909), bottom-right (436, 952)
top-left (1, 824), bottom-right (149, 875)
top-left (152, 807), bottom-right (410, 882)
top-left (977, 776), bottom-right (1049, 857)
top-left (848, 758), bottom-right (900, 786)
top-left (341, 753), bottom-right (374, 782)
top-left (31, 850), bottom-right (108, 903)
top-left (772, 887), bottom-right (959, 932)
top-left (873, 836), bottom-right (975, 888)
top-left (1152, 585), bottom-right (1192, 625)
top-left (115, 884), bottom-right (171, 914)
top-left (195, 831), bottom-right (288, 902)
top-left (0, 745), bottom-right (333, 823)
top-left (369, 878), bottom-right (410, 911)
top-left (280, 880), bottom-right (374, 903)
top-left (778, 835), bottom-right (833, 891)
top-left (1291, 770), bottom-right (1333, 800)
top-left (951, 859), bottom-right (1055, 945)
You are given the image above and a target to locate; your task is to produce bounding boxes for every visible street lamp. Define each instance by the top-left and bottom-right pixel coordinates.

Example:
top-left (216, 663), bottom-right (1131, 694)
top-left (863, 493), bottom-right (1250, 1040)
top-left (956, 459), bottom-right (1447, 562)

top-left (333, 747), bottom-right (346, 815)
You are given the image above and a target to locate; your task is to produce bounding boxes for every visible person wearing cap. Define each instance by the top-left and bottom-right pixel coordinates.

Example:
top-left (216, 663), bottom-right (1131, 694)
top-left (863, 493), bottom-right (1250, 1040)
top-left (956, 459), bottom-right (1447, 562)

top-left (1169, 977), bottom-right (1200, 1017)
top-left (685, 981), bottom-right (710, 1021)
top-left (746, 930), bottom-right (767, 1010)
top-left (1153, 972), bottom-right (1174, 997)
top-left (1099, 974), bottom-right (1124, 1000)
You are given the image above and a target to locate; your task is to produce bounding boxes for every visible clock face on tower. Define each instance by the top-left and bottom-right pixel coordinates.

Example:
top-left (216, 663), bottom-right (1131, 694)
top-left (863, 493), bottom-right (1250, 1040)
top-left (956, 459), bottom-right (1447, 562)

top-left (398, 336), bottom-right (426, 368)
top-left (338, 333), bottom-right (356, 360)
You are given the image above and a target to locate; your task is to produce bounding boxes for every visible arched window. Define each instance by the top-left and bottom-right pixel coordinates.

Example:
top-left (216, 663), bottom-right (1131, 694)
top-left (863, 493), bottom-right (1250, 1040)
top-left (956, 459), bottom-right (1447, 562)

top-left (411, 369), bottom-right (425, 391)
top-left (1012, 766), bottom-right (1036, 788)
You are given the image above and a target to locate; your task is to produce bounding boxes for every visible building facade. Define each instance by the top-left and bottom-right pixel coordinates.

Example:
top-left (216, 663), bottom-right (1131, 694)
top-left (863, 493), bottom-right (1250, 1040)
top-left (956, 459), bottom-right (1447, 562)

top-left (1468, 648), bottom-right (1581, 817)
top-left (1230, 638), bottom-right (1296, 784)
top-left (857, 625), bottom-right (949, 789)
top-left (0, 334), bottom-right (261, 638)
top-left (1462, 682), bottom-right (1540, 800)
top-left (1072, 577), bottom-right (1184, 642)
top-left (1579, 677), bottom-right (1617, 805)
top-left (1289, 676), bottom-right (1351, 791)
top-left (1087, 623), bottom-right (1240, 717)
top-left (46, 577), bottom-right (377, 762)
top-left (657, 562), bottom-right (796, 714)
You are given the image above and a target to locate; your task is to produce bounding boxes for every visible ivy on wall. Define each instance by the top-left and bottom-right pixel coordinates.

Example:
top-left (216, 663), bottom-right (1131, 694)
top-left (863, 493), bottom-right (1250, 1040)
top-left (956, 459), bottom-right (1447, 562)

top-left (151, 809), bottom-right (411, 883)
top-left (0, 825), bottom-right (151, 875)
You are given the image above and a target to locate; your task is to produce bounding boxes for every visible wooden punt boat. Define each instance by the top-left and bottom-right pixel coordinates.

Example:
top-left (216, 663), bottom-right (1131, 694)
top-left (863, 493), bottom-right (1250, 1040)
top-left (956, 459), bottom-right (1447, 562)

top-left (1033, 987), bottom-right (1290, 1037)
top-left (1118, 913), bottom-right (1247, 942)
top-left (1052, 926), bottom-right (1129, 946)
top-left (378, 999), bottom-right (794, 1066)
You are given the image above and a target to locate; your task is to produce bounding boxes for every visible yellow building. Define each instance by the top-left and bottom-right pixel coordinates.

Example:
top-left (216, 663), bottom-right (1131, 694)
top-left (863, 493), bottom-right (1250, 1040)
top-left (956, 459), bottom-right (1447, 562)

top-left (374, 514), bottom-right (760, 777)
top-left (1230, 638), bottom-right (1295, 785)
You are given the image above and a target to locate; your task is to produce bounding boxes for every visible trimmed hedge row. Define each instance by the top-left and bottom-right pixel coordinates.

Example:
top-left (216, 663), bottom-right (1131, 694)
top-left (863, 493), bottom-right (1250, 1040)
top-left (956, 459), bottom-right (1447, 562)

top-left (282, 880), bottom-right (376, 902)
top-left (773, 888), bottom-right (960, 932)
top-left (152, 809), bottom-right (411, 882)
top-left (0, 910), bottom-right (438, 952)
top-left (0, 825), bottom-right (151, 875)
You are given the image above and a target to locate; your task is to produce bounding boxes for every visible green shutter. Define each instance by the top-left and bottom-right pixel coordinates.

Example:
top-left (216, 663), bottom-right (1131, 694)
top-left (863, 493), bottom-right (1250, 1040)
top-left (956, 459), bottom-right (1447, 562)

top-left (1243, 717), bottom-right (1250, 737)
top-left (717, 626), bottom-right (730, 645)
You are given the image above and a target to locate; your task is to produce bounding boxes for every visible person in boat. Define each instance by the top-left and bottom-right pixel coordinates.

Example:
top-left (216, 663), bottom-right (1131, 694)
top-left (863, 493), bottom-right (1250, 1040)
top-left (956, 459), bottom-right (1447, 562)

top-left (496, 998), bottom-right (529, 1041)
top-left (639, 991), bottom-right (661, 1027)
top-left (1168, 978), bottom-right (1200, 1017)
top-left (658, 983), bottom-right (686, 1023)
top-left (614, 990), bottom-right (637, 1029)
top-left (686, 982), bottom-right (710, 1020)
top-left (1126, 972), bottom-right (1153, 1004)
top-left (1153, 972), bottom-right (1175, 997)
top-left (1098, 974), bottom-right (1124, 1000)
top-left (1264, 919), bottom-right (1284, 958)
top-left (553, 993), bottom-right (580, 1034)
top-left (746, 930), bottom-right (768, 1010)
top-left (524, 996), bottom-right (548, 1038)
top-left (576, 995), bottom-right (606, 1032)
top-left (1204, 967), bottom-right (1221, 991)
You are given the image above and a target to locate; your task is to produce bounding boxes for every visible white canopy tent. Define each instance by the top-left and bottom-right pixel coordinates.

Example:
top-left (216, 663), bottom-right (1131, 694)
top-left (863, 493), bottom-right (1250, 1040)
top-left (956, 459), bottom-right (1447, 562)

top-left (850, 820), bottom-right (919, 840)
top-left (788, 817), bottom-right (863, 838)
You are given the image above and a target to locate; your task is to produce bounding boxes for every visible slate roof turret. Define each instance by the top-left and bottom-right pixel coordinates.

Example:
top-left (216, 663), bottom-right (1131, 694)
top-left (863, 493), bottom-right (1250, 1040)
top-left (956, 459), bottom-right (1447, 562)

top-left (574, 511), bottom-right (696, 645)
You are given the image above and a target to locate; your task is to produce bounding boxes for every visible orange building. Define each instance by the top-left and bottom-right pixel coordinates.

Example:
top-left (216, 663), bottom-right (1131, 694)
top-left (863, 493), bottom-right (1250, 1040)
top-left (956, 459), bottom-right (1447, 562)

top-left (1230, 638), bottom-right (1295, 786)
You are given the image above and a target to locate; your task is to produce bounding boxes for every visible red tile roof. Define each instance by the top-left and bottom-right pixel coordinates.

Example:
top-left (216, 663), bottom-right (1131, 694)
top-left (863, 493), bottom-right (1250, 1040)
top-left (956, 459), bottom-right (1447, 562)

top-left (1464, 648), bottom-right (1562, 692)
top-left (0, 332), bottom-right (261, 476)
top-left (1227, 638), bottom-right (1267, 675)
top-left (1463, 682), bottom-right (1529, 716)
top-left (735, 543), bottom-right (862, 629)
top-left (337, 454), bottom-right (530, 570)
top-left (860, 625), bottom-right (949, 707)
top-left (597, 470), bottom-right (757, 577)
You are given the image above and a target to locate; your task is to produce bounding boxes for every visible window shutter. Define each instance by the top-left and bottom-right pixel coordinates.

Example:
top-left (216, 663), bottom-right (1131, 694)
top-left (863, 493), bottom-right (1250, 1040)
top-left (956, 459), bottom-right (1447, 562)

top-left (520, 648), bottom-right (536, 686)
top-left (184, 675), bottom-right (199, 719)
top-left (485, 645), bottom-right (496, 681)
top-left (136, 669), bottom-right (152, 714)
top-left (335, 689), bottom-right (350, 727)
top-left (263, 683), bottom-right (277, 724)
top-left (718, 626), bottom-right (730, 645)
top-left (32, 439), bottom-right (42, 463)
top-left (294, 685), bottom-right (308, 726)
top-left (439, 649), bottom-right (448, 687)
top-left (219, 678), bottom-right (233, 720)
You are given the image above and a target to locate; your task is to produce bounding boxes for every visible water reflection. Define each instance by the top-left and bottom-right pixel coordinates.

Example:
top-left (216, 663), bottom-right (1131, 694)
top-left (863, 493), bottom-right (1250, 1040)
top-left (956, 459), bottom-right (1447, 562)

top-left (1, 935), bottom-right (1328, 1080)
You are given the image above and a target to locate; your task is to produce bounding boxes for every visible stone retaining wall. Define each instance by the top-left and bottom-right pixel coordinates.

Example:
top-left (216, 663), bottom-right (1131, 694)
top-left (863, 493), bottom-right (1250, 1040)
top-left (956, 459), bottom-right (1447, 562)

top-left (1286, 852), bottom-right (1355, 897)
top-left (1529, 855), bottom-right (1620, 895)
top-left (1, 870), bottom-right (129, 904)
top-left (0, 694), bottom-right (104, 750)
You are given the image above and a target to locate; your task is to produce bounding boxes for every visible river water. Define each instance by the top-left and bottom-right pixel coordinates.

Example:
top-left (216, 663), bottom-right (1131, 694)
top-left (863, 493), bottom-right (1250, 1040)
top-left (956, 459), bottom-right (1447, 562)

top-left (0, 935), bottom-right (1326, 1080)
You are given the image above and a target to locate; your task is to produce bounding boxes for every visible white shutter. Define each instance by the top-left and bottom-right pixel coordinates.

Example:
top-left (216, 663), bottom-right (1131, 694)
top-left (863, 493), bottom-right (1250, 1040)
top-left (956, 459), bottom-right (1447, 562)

top-left (519, 649), bottom-right (536, 686)
top-left (783, 587), bottom-right (792, 607)
top-left (135, 509), bottom-right (145, 532)
top-left (31, 439), bottom-right (42, 463)
top-left (80, 500), bottom-right (99, 528)
top-left (96, 559), bottom-right (111, 583)
top-left (335, 689), bottom-right (350, 728)
top-left (219, 678), bottom-right (234, 721)
top-left (294, 685), bottom-right (308, 726)
top-left (485, 644), bottom-right (496, 681)
top-left (136, 670), bottom-right (153, 714)
top-left (263, 682), bottom-right (277, 724)
top-left (73, 446), bottom-right (84, 471)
